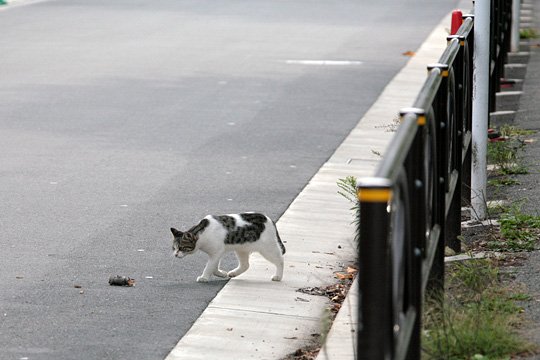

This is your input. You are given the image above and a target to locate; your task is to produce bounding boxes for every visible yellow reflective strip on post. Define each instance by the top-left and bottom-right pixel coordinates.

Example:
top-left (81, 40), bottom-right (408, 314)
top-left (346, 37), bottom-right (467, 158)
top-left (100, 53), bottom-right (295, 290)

top-left (357, 188), bottom-right (392, 203)
top-left (417, 115), bottom-right (426, 126)
top-left (441, 70), bottom-right (449, 77)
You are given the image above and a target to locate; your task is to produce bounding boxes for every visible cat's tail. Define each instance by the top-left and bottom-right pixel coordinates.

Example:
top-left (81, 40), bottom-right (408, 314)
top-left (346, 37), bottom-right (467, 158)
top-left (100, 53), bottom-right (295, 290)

top-left (273, 220), bottom-right (286, 255)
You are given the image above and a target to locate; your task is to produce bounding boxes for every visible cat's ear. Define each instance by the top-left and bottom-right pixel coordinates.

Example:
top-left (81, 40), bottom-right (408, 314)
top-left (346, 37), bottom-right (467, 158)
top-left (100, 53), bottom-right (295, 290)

top-left (170, 228), bottom-right (183, 237)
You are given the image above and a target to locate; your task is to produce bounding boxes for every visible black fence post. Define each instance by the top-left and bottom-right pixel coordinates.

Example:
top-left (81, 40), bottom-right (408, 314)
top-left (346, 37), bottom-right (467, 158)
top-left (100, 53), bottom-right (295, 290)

top-left (400, 109), bottom-right (427, 360)
top-left (357, 178), bottom-right (394, 359)
top-left (426, 65), bottom-right (449, 292)
top-left (461, 15), bottom-right (475, 206)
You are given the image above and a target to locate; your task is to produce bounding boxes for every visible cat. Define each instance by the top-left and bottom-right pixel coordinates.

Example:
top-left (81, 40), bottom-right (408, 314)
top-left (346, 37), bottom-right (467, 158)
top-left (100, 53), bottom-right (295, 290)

top-left (170, 212), bottom-right (286, 283)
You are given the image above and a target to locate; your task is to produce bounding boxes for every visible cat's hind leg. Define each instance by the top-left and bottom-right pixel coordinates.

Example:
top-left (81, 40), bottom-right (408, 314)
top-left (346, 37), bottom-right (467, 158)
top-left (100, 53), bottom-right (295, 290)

top-left (260, 247), bottom-right (284, 281)
top-left (227, 250), bottom-right (250, 278)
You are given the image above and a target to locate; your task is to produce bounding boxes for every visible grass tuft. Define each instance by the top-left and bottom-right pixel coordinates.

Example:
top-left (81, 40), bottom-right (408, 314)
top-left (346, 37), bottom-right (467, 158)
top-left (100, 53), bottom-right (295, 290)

top-left (422, 259), bottom-right (533, 359)
top-left (520, 28), bottom-right (539, 39)
top-left (487, 125), bottom-right (534, 176)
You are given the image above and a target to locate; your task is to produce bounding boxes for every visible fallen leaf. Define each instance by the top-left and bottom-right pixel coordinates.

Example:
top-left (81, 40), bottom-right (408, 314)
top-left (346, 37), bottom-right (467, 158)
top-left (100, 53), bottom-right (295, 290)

top-left (402, 50), bottom-right (416, 56)
top-left (335, 273), bottom-right (353, 280)
top-left (346, 266), bottom-right (358, 274)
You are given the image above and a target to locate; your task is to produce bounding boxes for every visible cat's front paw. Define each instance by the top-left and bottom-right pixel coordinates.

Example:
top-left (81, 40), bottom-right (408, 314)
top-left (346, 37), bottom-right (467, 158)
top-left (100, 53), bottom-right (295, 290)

top-left (196, 276), bottom-right (209, 283)
top-left (213, 270), bottom-right (229, 278)
top-left (271, 275), bottom-right (282, 282)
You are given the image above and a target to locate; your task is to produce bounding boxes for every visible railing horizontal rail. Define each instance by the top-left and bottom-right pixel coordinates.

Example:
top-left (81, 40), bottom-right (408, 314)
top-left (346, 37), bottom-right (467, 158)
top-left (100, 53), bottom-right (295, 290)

top-left (411, 70), bottom-right (442, 111)
top-left (375, 113), bottom-right (418, 181)
top-left (438, 38), bottom-right (461, 68)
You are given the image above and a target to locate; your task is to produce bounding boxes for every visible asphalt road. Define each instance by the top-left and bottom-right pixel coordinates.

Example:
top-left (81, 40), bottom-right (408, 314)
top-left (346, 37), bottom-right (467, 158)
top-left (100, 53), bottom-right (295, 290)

top-left (0, 0), bottom-right (459, 359)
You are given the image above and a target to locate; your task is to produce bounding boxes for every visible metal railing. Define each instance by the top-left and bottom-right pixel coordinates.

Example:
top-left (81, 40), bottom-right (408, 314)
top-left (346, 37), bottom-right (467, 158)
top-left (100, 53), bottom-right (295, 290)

top-left (355, 0), bottom-right (514, 357)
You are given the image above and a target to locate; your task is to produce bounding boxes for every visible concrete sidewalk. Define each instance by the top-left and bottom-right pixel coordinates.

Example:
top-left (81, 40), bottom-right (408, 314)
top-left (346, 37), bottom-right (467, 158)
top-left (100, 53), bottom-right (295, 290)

top-left (165, 6), bottom-right (468, 360)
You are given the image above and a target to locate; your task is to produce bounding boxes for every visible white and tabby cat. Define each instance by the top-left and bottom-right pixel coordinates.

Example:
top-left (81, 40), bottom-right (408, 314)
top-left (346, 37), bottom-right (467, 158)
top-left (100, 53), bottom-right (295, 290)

top-left (170, 212), bottom-right (286, 282)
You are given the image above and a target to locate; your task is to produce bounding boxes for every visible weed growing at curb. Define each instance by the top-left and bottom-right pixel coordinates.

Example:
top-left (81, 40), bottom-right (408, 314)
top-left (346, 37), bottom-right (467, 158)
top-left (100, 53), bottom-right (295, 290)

top-left (520, 28), bottom-right (539, 39)
top-left (487, 139), bottom-right (528, 175)
top-left (487, 125), bottom-right (534, 176)
top-left (422, 259), bottom-right (534, 359)
top-left (488, 176), bottom-right (520, 187)
top-left (336, 176), bottom-right (357, 208)
top-left (462, 202), bottom-right (540, 252)
top-left (491, 204), bottom-right (540, 252)
top-left (498, 125), bottom-right (536, 137)
top-left (337, 176), bottom-right (360, 241)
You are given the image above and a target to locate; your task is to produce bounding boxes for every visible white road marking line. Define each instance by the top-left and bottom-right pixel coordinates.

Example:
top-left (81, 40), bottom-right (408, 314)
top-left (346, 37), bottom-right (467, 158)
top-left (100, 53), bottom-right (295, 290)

top-left (285, 60), bottom-right (363, 66)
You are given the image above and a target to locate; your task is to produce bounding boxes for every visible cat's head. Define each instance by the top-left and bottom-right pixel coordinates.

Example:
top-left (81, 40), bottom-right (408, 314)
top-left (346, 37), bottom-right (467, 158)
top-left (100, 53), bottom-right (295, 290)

top-left (170, 228), bottom-right (198, 258)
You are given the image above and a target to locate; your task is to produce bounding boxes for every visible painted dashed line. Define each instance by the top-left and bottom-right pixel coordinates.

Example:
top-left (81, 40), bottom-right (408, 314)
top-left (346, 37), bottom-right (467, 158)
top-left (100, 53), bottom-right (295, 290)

top-left (284, 60), bottom-right (363, 66)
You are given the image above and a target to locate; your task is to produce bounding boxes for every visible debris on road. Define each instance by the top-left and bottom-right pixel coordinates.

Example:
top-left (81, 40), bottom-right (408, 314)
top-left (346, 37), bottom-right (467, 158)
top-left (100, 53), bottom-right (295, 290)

top-left (108, 275), bottom-right (135, 287)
